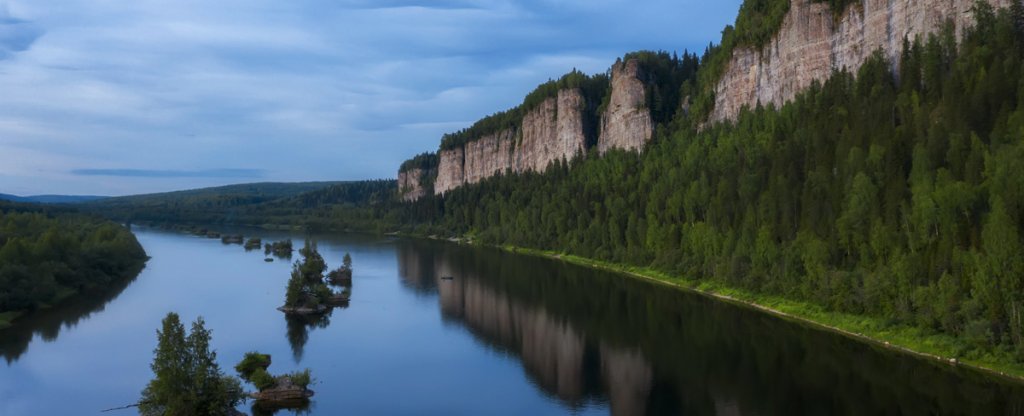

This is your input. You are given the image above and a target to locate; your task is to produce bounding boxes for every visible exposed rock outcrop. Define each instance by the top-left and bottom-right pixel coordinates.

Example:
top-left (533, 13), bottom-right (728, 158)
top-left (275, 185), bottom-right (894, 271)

top-left (599, 59), bottom-right (653, 153)
top-left (464, 129), bottom-right (516, 185)
top-left (432, 88), bottom-right (590, 196)
top-left (435, 147), bottom-right (465, 195)
top-left (710, 0), bottom-right (1012, 123)
top-left (398, 168), bottom-right (429, 202)
top-left (516, 89), bottom-right (588, 172)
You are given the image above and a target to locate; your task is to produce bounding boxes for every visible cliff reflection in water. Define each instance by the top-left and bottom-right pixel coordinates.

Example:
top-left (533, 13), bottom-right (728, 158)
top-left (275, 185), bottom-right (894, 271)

top-left (397, 240), bottom-right (1024, 415)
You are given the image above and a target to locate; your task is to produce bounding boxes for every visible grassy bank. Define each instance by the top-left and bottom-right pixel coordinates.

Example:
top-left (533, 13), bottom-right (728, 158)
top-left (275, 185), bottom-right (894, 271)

top-left (497, 245), bottom-right (1024, 383)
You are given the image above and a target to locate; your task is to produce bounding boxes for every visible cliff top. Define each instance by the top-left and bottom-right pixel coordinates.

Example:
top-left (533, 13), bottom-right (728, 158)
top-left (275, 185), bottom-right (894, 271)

top-left (399, 152), bottom-right (440, 173)
top-left (439, 69), bottom-right (608, 151)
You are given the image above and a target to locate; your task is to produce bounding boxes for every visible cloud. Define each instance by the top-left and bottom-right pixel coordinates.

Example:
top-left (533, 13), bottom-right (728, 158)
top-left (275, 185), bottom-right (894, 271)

top-left (0, 4), bottom-right (42, 59)
top-left (0, 0), bottom-right (743, 195)
top-left (71, 168), bottom-right (265, 179)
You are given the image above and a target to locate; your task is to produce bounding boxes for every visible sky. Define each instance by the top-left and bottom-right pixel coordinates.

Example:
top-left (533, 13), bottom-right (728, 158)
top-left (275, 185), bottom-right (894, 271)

top-left (0, 0), bottom-right (742, 196)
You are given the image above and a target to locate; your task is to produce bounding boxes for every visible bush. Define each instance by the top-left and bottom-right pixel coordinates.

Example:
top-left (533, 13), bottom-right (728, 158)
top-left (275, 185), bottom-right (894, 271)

top-left (234, 351), bottom-right (271, 382)
top-left (250, 368), bottom-right (276, 391)
top-left (290, 369), bottom-right (312, 389)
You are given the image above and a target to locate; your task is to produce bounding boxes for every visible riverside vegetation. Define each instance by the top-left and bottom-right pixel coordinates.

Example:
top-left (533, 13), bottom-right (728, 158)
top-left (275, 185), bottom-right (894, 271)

top-left (0, 201), bottom-right (147, 329)
top-left (80, 3), bottom-right (1024, 377)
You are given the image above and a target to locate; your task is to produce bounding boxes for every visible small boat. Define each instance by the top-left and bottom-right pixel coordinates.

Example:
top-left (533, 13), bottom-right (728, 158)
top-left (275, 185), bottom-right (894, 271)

top-left (441, 276), bottom-right (454, 281)
top-left (264, 258), bottom-right (274, 262)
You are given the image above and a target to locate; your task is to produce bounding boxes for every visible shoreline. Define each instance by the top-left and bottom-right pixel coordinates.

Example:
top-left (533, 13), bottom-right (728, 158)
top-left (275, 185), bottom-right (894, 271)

top-left (130, 224), bottom-right (1024, 383)
top-left (489, 244), bottom-right (1024, 384)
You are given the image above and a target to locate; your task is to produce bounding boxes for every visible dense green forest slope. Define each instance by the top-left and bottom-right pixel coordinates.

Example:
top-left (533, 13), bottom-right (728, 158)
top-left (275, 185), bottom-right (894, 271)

top-left (393, 5), bottom-right (1024, 367)
top-left (84, 180), bottom-right (397, 230)
top-left (0, 201), bottom-right (147, 328)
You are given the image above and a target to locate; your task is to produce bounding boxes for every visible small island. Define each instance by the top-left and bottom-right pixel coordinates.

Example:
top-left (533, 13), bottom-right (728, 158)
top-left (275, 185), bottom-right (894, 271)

top-left (244, 237), bottom-right (262, 251)
top-left (326, 252), bottom-right (353, 285)
top-left (235, 351), bottom-right (313, 410)
top-left (221, 234), bottom-right (244, 245)
top-left (264, 239), bottom-right (293, 259)
top-left (278, 241), bottom-right (349, 314)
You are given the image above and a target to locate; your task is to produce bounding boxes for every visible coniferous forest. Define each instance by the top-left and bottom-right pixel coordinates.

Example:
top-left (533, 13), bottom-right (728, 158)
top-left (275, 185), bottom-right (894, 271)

top-left (389, 5), bottom-right (1024, 363)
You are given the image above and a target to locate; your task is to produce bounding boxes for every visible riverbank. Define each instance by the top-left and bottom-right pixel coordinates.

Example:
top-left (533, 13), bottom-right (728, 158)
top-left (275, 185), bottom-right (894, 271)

top-left (493, 245), bottom-right (1024, 383)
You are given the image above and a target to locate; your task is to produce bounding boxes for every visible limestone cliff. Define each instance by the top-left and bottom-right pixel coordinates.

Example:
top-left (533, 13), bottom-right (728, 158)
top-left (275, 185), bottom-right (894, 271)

top-left (397, 152), bottom-right (439, 201)
top-left (711, 0), bottom-right (1012, 123)
top-left (599, 59), bottom-right (653, 153)
top-left (398, 169), bottom-right (429, 202)
top-left (433, 88), bottom-right (589, 196)
top-left (517, 89), bottom-right (588, 173)
top-left (434, 147), bottom-right (465, 195)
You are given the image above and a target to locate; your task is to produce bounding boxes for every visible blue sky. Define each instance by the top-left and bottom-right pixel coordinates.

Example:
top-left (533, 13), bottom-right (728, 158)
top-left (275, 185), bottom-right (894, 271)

top-left (0, 0), bottom-right (741, 196)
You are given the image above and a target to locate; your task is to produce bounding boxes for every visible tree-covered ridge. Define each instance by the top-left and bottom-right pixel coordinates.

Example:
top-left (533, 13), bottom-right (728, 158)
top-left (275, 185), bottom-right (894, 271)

top-left (399, 152), bottom-right (440, 173)
top-left (439, 69), bottom-right (609, 151)
top-left (0, 201), bottom-right (147, 319)
top-left (81, 180), bottom-right (396, 228)
top-left (392, 5), bottom-right (1024, 363)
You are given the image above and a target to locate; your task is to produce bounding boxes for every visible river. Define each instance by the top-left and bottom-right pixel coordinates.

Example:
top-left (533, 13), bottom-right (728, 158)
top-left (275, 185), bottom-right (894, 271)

top-left (1, 227), bottom-right (1022, 415)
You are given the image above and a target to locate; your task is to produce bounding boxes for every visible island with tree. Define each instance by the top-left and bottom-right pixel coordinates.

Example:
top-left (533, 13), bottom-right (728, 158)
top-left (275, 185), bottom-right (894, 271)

top-left (279, 241), bottom-right (349, 314)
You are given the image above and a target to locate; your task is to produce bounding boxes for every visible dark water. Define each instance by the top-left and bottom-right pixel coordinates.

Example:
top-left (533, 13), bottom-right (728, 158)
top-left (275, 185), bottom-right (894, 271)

top-left (1, 228), bottom-right (1023, 415)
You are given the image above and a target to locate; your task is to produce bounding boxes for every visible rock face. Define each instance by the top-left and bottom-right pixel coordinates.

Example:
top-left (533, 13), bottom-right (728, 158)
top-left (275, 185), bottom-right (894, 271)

top-left (398, 168), bottom-right (430, 202)
top-left (598, 59), bottom-right (653, 153)
top-left (517, 89), bottom-right (588, 172)
top-left (433, 89), bottom-right (589, 195)
top-left (435, 147), bottom-right (465, 195)
top-left (711, 0), bottom-right (1012, 123)
top-left (464, 129), bottom-right (516, 185)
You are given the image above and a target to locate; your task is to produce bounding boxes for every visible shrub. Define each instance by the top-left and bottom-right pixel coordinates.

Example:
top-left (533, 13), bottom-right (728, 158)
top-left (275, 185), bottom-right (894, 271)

top-left (250, 368), bottom-right (276, 391)
top-left (234, 351), bottom-right (271, 382)
top-left (290, 369), bottom-right (312, 389)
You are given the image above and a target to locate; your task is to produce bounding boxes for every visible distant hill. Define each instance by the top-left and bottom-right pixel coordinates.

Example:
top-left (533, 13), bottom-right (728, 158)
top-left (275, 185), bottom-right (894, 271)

top-left (80, 180), bottom-right (396, 227)
top-left (0, 193), bottom-right (108, 204)
top-left (86, 181), bottom-right (344, 207)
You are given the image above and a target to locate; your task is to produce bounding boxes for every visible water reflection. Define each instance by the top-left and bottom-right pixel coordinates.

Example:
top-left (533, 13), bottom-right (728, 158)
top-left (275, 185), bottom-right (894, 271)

top-left (397, 241), bottom-right (1024, 415)
top-left (0, 268), bottom-right (142, 364)
top-left (284, 312), bottom-right (331, 363)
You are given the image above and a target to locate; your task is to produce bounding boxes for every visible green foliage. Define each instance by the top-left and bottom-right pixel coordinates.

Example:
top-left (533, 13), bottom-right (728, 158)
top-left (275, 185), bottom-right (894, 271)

top-left (289, 368), bottom-right (312, 389)
top-left (250, 368), bottom-right (276, 391)
top-left (399, 152), bottom-right (440, 173)
top-left (0, 201), bottom-right (146, 315)
top-left (283, 241), bottom-right (333, 309)
top-left (234, 351), bottom-right (271, 382)
top-left (80, 181), bottom-right (395, 228)
top-left (139, 313), bottom-right (244, 416)
top-left (342, 253), bottom-right (352, 270)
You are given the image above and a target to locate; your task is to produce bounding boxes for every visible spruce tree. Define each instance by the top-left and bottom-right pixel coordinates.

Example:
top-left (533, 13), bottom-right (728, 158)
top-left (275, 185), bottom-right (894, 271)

top-left (139, 313), bottom-right (243, 416)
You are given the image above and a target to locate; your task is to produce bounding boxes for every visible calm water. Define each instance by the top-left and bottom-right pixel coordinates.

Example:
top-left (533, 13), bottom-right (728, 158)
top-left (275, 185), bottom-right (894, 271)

top-left (1, 228), bottom-right (1023, 415)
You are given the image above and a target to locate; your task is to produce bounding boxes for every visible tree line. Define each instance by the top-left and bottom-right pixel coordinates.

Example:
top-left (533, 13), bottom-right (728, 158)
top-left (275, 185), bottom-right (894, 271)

top-left (0, 201), bottom-right (147, 316)
top-left (392, 4), bottom-right (1024, 362)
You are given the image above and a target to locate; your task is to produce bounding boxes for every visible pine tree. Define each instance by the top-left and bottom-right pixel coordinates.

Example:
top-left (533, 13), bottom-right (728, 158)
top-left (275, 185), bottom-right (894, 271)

top-left (139, 313), bottom-right (243, 416)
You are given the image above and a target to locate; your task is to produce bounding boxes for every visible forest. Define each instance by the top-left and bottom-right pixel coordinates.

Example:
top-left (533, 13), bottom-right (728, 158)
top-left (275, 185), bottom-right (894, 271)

top-left (0, 201), bottom-right (147, 325)
top-left (390, 4), bottom-right (1024, 363)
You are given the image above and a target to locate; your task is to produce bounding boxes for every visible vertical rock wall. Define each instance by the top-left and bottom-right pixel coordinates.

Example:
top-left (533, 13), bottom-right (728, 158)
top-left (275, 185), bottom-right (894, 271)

top-left (434, 148), bottom-right (465, 195)
top-left (397, 168), bottom-right (429, 202)
top-left (432, 88), bottom-right (591, 196)
top-left (598, 59), bottom-right (653, 153)
top-left (710, 0), bottom-right (1012, 123)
